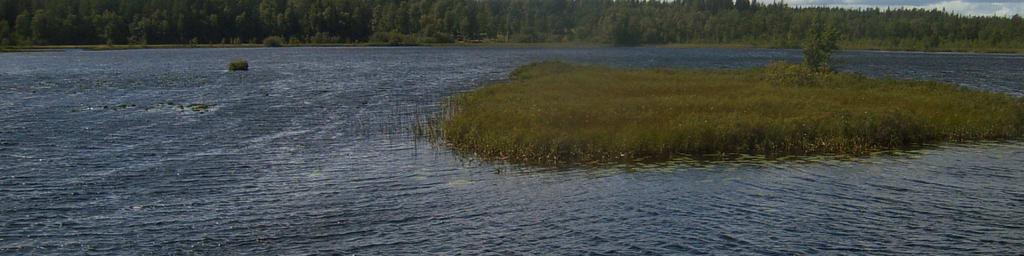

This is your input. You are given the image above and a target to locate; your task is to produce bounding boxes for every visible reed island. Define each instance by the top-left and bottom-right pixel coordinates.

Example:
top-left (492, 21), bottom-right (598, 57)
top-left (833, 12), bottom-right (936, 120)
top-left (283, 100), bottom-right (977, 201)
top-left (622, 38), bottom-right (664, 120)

top-left (424, 33), bottom-right (1024, 165)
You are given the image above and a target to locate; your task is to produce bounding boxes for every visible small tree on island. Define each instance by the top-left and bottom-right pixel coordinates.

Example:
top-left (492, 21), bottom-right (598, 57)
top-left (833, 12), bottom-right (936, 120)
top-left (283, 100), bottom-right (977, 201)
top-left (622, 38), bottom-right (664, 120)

top-left (802, 24), bottom-right (840, 72)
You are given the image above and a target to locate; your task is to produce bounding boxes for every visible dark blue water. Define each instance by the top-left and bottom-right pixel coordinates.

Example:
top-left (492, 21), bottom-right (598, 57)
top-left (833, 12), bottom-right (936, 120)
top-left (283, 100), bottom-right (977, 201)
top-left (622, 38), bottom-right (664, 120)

top-left (1, 47), bottom-right (1023, 255)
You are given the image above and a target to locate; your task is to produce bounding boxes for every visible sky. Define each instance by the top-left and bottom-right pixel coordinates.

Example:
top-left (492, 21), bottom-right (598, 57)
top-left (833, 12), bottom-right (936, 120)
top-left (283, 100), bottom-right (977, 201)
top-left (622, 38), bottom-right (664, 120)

top-left (784, 0), bottom-right (1024, 17)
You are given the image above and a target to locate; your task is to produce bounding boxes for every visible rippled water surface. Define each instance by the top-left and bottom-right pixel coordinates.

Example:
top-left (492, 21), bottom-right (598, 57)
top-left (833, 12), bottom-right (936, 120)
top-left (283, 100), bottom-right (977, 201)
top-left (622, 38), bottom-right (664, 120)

top-left (1, 47), bottom-right (1023, 255)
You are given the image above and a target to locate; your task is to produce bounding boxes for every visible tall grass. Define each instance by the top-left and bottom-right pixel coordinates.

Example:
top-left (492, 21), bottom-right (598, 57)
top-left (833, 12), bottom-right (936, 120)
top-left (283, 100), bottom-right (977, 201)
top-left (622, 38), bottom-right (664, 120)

top-left (423, 61), bottom-right (1024, 165)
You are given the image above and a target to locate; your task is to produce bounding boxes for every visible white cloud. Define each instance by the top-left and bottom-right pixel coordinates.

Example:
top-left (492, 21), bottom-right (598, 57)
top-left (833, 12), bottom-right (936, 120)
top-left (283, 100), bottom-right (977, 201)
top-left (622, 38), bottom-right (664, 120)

top-left (783, 0), bottom-right (1024, 16)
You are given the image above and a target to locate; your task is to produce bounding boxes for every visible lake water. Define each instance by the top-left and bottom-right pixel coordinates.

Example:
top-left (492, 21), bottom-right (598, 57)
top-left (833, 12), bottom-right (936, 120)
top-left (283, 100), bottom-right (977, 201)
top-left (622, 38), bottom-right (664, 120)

top-left (1, 47), bottom-right (1023, 255)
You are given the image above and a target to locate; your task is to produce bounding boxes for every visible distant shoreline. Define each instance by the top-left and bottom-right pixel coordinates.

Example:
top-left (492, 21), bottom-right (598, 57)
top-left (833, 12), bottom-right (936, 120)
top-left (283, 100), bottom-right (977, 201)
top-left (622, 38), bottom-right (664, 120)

top-left (3, 42), bottom-right (1024, 55)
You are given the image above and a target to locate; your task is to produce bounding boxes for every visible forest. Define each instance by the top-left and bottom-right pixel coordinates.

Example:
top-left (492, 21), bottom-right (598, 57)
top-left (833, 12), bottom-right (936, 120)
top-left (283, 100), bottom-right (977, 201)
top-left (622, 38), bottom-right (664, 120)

top-left (1, 0), bottom-right (1023, 51)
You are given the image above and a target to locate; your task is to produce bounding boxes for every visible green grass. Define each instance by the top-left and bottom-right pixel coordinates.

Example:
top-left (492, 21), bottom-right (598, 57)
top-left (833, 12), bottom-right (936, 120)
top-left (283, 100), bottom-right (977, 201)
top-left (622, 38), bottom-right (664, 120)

top-left (424, 61), bottom-right (1024, 165)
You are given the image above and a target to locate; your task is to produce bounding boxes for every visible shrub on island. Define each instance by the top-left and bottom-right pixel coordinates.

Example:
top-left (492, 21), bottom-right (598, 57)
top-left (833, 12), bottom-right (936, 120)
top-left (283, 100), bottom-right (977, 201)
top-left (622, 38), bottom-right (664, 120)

top-left (263, 36), bottom-right (284, 47)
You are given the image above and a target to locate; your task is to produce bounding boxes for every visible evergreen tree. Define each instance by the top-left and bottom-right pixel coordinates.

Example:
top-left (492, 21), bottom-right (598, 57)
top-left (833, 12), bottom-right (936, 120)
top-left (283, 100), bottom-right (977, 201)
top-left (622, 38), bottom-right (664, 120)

top-left (803, 23), bottom-right (840, 72)
top-left (0, 20), bottom-right (9, 46)
top-left (736, 0), bottom-right (752, 12)
top-left (14, 11), bottom-right (29, 44)
top-left (30, 10), bottom-right (53, 44)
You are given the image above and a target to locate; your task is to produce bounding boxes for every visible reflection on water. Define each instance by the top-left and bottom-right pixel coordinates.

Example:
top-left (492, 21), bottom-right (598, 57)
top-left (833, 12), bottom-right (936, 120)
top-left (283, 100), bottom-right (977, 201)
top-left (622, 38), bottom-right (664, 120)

top-left (1, 47), bottom-right (1023, 254)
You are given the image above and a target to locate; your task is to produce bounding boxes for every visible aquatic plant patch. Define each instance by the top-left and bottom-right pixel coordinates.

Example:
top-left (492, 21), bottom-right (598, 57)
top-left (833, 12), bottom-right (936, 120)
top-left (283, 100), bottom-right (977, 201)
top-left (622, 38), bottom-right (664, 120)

top-left (424, 62), bottom-right (1024, 165)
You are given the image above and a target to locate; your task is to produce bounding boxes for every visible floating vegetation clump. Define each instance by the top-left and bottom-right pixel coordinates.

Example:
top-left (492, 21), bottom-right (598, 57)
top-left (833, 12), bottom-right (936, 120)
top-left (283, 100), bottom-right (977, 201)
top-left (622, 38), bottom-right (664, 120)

top-left (228, 59), bottom-right (249, 71)
top-left (187, 103), bottom-right (213, 112)
top-left (420, 61), bottom-right (1024, 165)
top-left (108, 104), bottom-right (136, 110)
top-left (75, 102), bottom-right (217, 114)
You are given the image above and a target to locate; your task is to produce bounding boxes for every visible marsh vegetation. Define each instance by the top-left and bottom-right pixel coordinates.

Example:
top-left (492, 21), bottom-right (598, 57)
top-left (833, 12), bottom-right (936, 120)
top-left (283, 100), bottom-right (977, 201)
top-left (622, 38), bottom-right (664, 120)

top-left (424, 62), bottom-right (1024, 165)
top-left (228, 59), bottom-right (249, 71)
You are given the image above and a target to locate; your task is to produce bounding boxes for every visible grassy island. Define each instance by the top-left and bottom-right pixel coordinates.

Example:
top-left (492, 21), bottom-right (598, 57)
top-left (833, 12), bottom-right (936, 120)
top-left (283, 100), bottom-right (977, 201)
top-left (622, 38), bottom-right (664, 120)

top-left (228, 59), bottom-right (249, 71)
top-left (426, 62), bottom-right (1024, 165)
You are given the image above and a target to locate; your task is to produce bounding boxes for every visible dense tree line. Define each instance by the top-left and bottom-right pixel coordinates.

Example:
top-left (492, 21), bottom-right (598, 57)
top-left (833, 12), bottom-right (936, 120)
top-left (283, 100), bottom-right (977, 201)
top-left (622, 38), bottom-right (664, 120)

top-left (0, 0), bottom-right (1022, 50)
